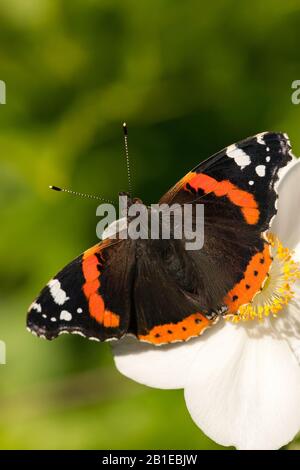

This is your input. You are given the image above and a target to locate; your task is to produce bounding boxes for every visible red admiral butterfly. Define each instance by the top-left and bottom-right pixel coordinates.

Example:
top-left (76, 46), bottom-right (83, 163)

top-left (27, 131), bottom-right (292, 345)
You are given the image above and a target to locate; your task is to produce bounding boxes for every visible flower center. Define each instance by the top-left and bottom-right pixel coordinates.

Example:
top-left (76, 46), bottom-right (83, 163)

top-left (226, 233), bottom-right (300, 323)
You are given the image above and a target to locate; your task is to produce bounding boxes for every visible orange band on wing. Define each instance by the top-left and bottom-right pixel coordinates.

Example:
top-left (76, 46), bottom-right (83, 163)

top-left (82, 246), bottom-right (120, 328)
top-left (224, 244), bottom-right (272, 312)
top-left (89, 292), bottom-right (105, 323)
top-left (103, 310), bottom-right (120, 328)
top-left (185, 173), bottom-right (260, 224)
top-left (138, 313), bottom-right (213, 345)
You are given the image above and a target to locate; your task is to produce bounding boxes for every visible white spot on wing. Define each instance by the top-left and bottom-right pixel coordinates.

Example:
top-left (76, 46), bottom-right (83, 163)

top-left (48, 279), bottom-right (69, 305)
top-left (255, 165), bottom-right (266, 177)
top-left (226, 144), bottom-right (251, 169)
top-left (51, 317), bottom-right (57, 322)
top-left (256, 133), bottom-right (267, 145)
top-left (60, 310), bottom-right (72, 321)
top-left (77, 308), bottom-right (83, 313)
top-left (42, 314), bottom-right (47, 319)
top-left (30, 302), bottom-right (42, 313)
top-left (72, 331), bottom-right (85, 337)
top-left (266, 156), bottom-right (271, 162)
top-left (248, 180), bottom-right (254, 186)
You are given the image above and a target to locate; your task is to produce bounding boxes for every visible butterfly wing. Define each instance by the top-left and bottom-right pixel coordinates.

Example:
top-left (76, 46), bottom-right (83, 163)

top-left (130, 131), bottom-right (292, 343)
top-left (27, 238), bottom-right (136, 341)
top-left (131, 238), bottom-right (220, 345)
top-left (131, 233), bottom-right (272, 345)
top-left (160, 131), bottom-right (292, 232)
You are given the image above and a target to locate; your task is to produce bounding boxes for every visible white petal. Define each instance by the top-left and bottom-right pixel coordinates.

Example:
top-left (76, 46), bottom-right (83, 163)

top-left (277, 154), bottom-right (298, 180)
top-left (271, 158), bottom-right (300, 249)
top-left (184, 321), bottom-right (300, 450)
top-left (112, 324), bottom-right (224, 389)
top-left (273, 280), bottom-right (300, 365)
top-left (293, 243), bottom-right (300, 264)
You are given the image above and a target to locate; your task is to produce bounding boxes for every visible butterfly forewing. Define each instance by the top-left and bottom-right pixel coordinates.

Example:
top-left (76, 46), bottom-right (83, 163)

top-left (27, 238), bottom-right (135, 341)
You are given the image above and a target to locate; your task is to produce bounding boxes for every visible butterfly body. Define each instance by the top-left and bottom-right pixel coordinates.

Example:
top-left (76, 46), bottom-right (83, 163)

top-left (27, 132), bottom-right (293, 344)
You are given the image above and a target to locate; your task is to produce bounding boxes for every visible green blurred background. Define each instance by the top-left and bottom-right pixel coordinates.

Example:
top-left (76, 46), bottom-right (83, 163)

top-left (1, 0), bottom-right (300, 450)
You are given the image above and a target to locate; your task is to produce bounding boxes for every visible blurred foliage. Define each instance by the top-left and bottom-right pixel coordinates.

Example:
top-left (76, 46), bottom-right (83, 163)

top-left (0, 0), bottom-right (300, 450)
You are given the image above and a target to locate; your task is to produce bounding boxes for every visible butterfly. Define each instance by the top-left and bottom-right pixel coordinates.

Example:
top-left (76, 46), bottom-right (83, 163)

top-left (27, 131), bottom-right (292, 345)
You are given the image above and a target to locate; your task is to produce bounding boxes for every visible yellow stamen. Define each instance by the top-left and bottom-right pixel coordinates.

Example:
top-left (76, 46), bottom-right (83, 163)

top-left (226, 233), bottom-right (300, 323)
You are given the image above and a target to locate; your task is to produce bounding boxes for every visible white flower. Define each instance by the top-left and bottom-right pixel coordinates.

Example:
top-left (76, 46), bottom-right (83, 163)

top-left (112, 158), bottom-right (300, 450)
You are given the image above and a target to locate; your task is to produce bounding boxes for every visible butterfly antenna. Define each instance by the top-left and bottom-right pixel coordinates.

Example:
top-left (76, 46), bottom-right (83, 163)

top-left (49, 185), bottom-right (114, 204)
top-left (123, 122), bottom-right (133, 196)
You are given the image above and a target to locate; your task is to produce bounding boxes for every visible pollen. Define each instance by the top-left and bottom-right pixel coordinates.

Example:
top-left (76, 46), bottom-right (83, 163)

top-left (227, 233), bottom-right (300, 323)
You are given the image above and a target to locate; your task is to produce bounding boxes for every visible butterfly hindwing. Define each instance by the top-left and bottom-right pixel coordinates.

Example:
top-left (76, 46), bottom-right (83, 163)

top-left (27, 238), bottom-right (135, 341)
top-left (131, 238), bottom-right (219, 344)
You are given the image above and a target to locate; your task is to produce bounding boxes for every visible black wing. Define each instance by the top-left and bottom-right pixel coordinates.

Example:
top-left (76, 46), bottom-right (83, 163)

top-left (27, 238), bottom-right (135, 341)
top-left (160, 131), bottom-right (292, 232)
